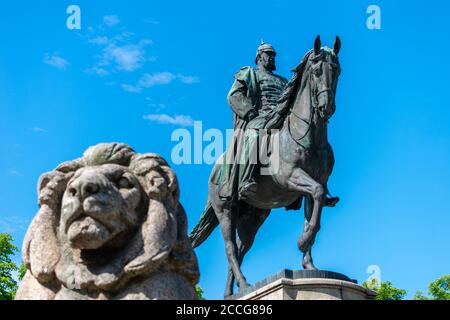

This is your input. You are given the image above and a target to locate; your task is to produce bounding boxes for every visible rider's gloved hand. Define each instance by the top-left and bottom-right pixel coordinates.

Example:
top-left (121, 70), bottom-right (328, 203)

top-left (245, 109), bottom-right (258, 121)
top-left (265, 112), bottom-right (282, 130)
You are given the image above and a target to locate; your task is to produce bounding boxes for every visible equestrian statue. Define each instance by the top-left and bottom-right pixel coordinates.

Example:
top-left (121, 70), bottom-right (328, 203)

top-left (190, 35), bottom-right (342, 297)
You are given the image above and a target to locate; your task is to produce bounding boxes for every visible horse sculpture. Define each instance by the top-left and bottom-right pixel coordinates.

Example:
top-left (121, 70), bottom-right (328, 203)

top-left (190, 36), bottom-right (342, 297)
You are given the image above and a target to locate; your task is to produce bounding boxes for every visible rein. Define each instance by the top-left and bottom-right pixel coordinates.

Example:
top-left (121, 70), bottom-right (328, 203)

top-left (287, 60), bottom-right (334, 146)
top-left (288, 68), bottom-right (318, 145)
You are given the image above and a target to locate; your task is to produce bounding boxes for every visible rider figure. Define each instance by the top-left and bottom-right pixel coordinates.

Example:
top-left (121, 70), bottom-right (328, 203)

top-left (228, 41), bottom-right (288, 199)
top-left (221, 41), bottom-right (338, 206)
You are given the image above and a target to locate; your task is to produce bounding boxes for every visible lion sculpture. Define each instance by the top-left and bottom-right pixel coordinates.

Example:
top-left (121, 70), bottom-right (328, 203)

top-left (15, 143), bottom-right (199, 300)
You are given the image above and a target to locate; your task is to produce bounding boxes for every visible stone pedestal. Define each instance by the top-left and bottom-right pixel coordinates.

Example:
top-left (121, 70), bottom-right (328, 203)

top-left (229, 270), bottom-right (377, 300)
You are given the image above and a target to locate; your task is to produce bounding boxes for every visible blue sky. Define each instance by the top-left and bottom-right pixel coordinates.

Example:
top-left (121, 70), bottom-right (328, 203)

top-left (1, 0), bottom-right (449, 299)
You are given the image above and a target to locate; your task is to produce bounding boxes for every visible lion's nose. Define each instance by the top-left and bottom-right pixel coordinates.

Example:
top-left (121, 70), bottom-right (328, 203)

top-left (68, 180), bottom-right (100, 199)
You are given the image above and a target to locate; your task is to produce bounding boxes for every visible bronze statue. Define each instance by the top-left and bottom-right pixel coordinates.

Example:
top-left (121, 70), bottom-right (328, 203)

top-left (190, 36), bottom-right (342, 297)
top-left (225, 41), bottom-right (289, 201)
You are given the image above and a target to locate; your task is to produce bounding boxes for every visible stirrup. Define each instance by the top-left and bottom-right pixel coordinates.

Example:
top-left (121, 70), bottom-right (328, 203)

top-left (238, 180), bottom-right (257, 200)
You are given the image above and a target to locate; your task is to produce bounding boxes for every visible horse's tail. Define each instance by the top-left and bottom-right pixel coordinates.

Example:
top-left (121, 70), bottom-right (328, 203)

top-left (189, 201), bottom-right (218, 248)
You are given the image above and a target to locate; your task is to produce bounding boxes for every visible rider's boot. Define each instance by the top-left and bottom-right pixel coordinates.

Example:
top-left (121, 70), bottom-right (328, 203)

top-left (238, 164), bottom-right (258, 200)
top-left (238, 179), bottom-right (257, 200)
top-left (323, 184), bottom-right (339, 207)
top-left (325, 196), bottom-right (340, 207)
top-left (238, 128), bottom-right (259, 200)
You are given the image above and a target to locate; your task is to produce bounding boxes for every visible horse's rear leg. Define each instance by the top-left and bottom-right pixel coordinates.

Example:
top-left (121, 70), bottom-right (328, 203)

top-left (224, 238), bottom-right (243, 297)
top-left (224, 207), bottom-right (270, 297)
top-left (216, 206), bottom-right (250, 296)
top-left (287, 167), bottom-right (325, 253)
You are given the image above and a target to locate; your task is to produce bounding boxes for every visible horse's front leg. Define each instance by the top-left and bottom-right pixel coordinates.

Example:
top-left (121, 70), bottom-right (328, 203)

top-left (286, 167), bottom-right (325, 253)
top-left (302, 196), bottom-right (317, 270)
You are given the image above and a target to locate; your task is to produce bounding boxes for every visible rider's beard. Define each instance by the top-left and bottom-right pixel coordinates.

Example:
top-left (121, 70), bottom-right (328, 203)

top-left (265, 60), bottom-right (276, 72)
top-left (258, 57), bottom-right (276, 72)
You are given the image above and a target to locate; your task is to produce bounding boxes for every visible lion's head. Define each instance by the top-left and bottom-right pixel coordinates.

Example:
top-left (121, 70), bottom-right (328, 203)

top-left (20, 143), bottom-right (199, 296)
top-left (62, 163), bottom-right (144, 251)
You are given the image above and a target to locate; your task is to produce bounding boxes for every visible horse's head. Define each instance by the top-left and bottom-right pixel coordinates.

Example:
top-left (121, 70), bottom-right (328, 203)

top-left (297, 35), bottom-right (341, 121)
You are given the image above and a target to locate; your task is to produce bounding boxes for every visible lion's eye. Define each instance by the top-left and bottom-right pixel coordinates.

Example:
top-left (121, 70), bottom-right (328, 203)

top-left (117, 176), bottom-right (132, 189)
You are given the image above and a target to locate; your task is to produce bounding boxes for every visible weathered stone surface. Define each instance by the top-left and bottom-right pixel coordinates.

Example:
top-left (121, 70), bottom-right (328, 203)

top-left (229, 270), bottom-right (377, 300)
top-left (16, 143), bottom-right (199, 300)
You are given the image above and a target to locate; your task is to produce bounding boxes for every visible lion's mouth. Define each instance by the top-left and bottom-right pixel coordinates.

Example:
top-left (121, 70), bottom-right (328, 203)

top-left (64, 199), bottom-right (114, 235)
top-left (67, 215), bottom-right (112, 250)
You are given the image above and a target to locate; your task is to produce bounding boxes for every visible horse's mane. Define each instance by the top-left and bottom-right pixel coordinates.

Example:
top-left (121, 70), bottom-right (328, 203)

top-left (277, 49), bottom-right (313, 106)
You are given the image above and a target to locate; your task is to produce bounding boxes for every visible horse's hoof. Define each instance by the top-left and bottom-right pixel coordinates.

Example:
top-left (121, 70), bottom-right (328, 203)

top-left (302, 261), bottom-right (318, 270)
top-left (238, 281), bottom-right (251, 291)
top-left (224, 288), bottom-right (234, 298)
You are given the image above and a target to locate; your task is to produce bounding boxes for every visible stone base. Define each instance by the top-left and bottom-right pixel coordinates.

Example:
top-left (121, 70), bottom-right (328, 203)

top-left (229, 270), bottom-right (377, 300)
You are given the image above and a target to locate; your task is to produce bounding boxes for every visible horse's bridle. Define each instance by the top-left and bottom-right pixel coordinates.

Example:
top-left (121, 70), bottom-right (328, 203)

top-left (288, 66), bottom-right (333, 145)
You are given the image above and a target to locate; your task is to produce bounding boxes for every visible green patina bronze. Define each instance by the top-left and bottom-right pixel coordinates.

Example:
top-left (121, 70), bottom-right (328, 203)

top-left (215, 42), bottom-right (290, 201)
top-left (191, 36), bottom-right (342, 298)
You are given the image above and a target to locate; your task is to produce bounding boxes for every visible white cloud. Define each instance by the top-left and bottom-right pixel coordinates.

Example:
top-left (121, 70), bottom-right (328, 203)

top-left (89, 36), bottom-right (109, 45)
top-left (8, 169), bottom-right (23, 177)
top-left (121, 72), bottom-right (199, 93)
top-left (92, 39), bottom-right (152, 73)
top-left (121, 84), bottom-right (142, 93)
top-left (43, 53), bottom-right (69, 69)
top-left (85, 66), bottom-right (110, 76)
top-left (85, 19), bottom-right (197, 97)
top-left (87, 18), bottom-right (153, 75)
top-left (145, 98), bottom-right (167, 111)
top-left (143, 114), bottom-right (194, 127)
top-left (139, 72), bottom-right (176, 87)
top-left (103, 15), bottom-right (120, 27)
top-left (105, 44), bottom-right (145, 72)
top-left (178, 74), bottom-right (200, 84)
top-left (152, 103), bottom-right (167, 109)
top-left (30, 127), bottom-right (47, 132)
top-left (142, 18), bottom-right (160, 25)
top-left (114, 31), bottom-right (138, 42)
